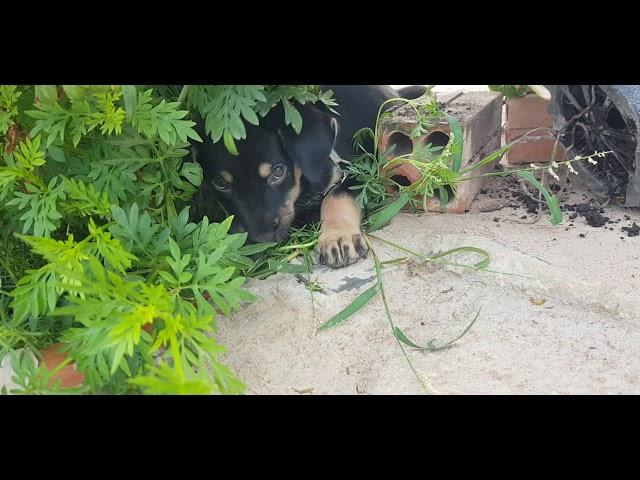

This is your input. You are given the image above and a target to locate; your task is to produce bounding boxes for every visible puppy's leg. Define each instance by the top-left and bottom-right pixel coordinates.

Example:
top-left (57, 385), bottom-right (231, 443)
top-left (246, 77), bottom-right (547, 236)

top-left (318, 192), bottom-right (368, 268)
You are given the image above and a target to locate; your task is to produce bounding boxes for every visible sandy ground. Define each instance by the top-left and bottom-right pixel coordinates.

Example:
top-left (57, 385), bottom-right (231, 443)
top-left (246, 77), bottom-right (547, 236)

top-left (217, 172), bottom-right (640, 395)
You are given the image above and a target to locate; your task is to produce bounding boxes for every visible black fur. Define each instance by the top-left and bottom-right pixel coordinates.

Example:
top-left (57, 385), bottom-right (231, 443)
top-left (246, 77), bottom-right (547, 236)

top-left (191, 85), bottom-right (427, 243)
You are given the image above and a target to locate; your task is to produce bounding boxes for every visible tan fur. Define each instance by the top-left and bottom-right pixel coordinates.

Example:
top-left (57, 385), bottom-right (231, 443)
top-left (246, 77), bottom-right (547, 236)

top-left (258, 162), bottom-right (272, 178)
top-left (220, 170), bottom-right (233, 183)
top-left (318, 193), bottom-right (367, 267)
top-left (279, 166), bottom-right (302, 221)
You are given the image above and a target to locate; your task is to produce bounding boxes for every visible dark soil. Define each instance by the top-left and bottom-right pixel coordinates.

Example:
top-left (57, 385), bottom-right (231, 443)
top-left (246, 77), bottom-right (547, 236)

top-left (475, 176), bottom-right (638, 239)
top-left (564, 203), bottom-right (609, 227)
top-left (622, 222), bottom-right (640, 237)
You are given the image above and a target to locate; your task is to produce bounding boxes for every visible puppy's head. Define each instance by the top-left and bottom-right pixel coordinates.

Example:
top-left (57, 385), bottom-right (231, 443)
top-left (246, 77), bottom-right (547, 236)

top-left (195, 104), bottom-right (338, 243)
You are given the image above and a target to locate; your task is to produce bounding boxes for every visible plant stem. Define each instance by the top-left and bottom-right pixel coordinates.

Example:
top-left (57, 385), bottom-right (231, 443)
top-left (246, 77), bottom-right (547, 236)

top-left (46, 354), bottom-right (74, 378)
top-left (363, 234), bottom-right (431, 393)
top-left (368, 234), bottom-right (536, 279)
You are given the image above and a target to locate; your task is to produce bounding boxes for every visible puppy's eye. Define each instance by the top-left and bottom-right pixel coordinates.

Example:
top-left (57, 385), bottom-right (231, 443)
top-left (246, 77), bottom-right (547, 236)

top-left (212, 176), bottom-right (230, 192)
top-left (272, 164), bottom-right (286, 178)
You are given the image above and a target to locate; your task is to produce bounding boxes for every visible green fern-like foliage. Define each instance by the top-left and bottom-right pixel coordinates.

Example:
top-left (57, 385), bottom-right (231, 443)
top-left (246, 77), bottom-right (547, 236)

top-left (0, 84), bottom-right (329, 395)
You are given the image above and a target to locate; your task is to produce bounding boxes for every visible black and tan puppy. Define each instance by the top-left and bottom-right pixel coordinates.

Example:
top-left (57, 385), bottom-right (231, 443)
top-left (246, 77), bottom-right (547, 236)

top-left (192, 85), bottom-right (426, 268)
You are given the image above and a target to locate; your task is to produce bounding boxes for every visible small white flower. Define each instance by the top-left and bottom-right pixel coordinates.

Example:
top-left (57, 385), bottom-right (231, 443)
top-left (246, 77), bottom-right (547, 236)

top-left (587, 157), bottom-right (598, 165)
top-left (548, 167), bottom-right (560, 181)
top-left (567, 162), bottom-right (578, 175)
top-left (551, 161), bottom-right (559, 168)
top-left (575, 155), bottom-right (582, 161)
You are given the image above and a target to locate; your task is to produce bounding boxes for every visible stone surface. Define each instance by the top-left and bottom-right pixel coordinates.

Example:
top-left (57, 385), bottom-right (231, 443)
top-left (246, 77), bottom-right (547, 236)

top-left (217, 174), bottom-right (640, 395)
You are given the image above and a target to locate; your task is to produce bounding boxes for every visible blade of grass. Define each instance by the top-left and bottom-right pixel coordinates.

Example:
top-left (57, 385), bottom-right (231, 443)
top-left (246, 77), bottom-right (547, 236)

top-left (363, 235), bottom-right (430, 392)
top-left (317, 284), bottom-right (380, 331)
top-left (517, 171), bottom-right (563, 225)
top-left (427, 246), bottom-right (491, 270)
top-left (394, 306), bottom-right (482, 351)
top-left (267, 259), bottom-right (308, 275)
top-left (368, 234), bottom-right (536, 279)
top-left (460, 127), bottom-right (555, 176)
top-left (460, 143), bottom-right (513, 175)
top-left (367, 192), bottom-right (410, 232)
top-left (238, 242), bottom-right (277, 255)
top-left (445, 114), bottom-right (463, 173)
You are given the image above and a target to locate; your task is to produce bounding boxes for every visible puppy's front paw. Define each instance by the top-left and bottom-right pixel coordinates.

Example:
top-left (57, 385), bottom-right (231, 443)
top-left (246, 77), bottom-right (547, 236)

top-left (318, 193), bottom-right (368, 268)
top-left (319, 229), bottom-right (368, 267)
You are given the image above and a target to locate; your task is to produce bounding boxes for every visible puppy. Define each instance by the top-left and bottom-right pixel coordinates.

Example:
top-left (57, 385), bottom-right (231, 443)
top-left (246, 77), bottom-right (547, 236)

top-left (191, 85), bottom-right (427, 268)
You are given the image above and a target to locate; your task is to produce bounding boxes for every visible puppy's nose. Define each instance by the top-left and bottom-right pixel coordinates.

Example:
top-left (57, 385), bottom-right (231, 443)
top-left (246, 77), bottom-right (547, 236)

top-left (272, 218), bottom-right (280, 229)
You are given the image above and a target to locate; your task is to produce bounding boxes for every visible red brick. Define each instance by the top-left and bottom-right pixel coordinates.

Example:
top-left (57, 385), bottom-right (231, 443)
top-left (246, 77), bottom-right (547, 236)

top-left (505, 128), bottom-right (566, 165)
top-left (506, 94), bottom-right (555, 129)
top-left (39, 343), bottom-right (85, 388)
top-left (503, 93), bottom-right (566, 165)
top-left (379, 91), bottom-right (503, 213)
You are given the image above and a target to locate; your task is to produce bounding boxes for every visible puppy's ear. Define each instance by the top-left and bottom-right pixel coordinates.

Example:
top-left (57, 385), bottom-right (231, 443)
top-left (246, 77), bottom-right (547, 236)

top-left (276, 105), bottom-right (338, 184)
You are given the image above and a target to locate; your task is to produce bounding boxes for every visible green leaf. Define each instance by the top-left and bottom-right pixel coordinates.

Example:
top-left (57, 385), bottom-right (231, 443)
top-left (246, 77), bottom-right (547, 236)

top-left (282, 98), bottom-right (303, 133)
top-left (158, 271), bottom-right (178, 284)
top-left (180, 162), bottom-right (203, 187)
top-left (241, 104), bottom-right (260, 126)
top-left (122, 85), bottom-right (137, 121)
top-left (237, 242), bottom-right (277, 256)
top-left (439, 187), bottom-right (449, 208)
top-left (317, 284), bottom-right (380, 331)
top-left (517, 171), bottom-right (563, 225)
top-left (110, 342), bottom-right (127, 375)
top-left (130, 89), bottom-right (201, 145)
top-left (48, 146), bottom-right (66, 163)
top-left (488, 85), bottom-right (528, 98)
top-left (367, 193), bottom-right (410, 232)
top-left (223, 131), bottom-right (239, 156)
top-left (168, 237), bottom-right (181, 261)
top-left (35, 85), bottom-right (58, 105)
top-left (445, 114), bottom-right (463, 173)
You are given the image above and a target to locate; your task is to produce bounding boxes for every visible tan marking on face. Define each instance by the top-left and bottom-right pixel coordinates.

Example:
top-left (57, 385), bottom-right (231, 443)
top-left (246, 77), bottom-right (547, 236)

top-left (258, 162), bottom-right (272, 178)
top-left (279, 166), bottom-right (302, 220)
top-left (220, 170), bottom-right (233, 183)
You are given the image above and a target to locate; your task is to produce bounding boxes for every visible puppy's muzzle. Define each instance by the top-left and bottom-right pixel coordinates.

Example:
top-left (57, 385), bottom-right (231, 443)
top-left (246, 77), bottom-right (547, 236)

top-left (247, 211), bottom-right (295, 244)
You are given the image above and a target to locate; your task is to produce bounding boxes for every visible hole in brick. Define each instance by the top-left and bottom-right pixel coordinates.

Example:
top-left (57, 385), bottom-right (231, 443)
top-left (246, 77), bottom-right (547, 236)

top-left (391, 175), bottom-right (412, 187)
top-left (424, 131), bottom-right (450, 151)
top-left (387, 132), bottom-right (413, 158)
